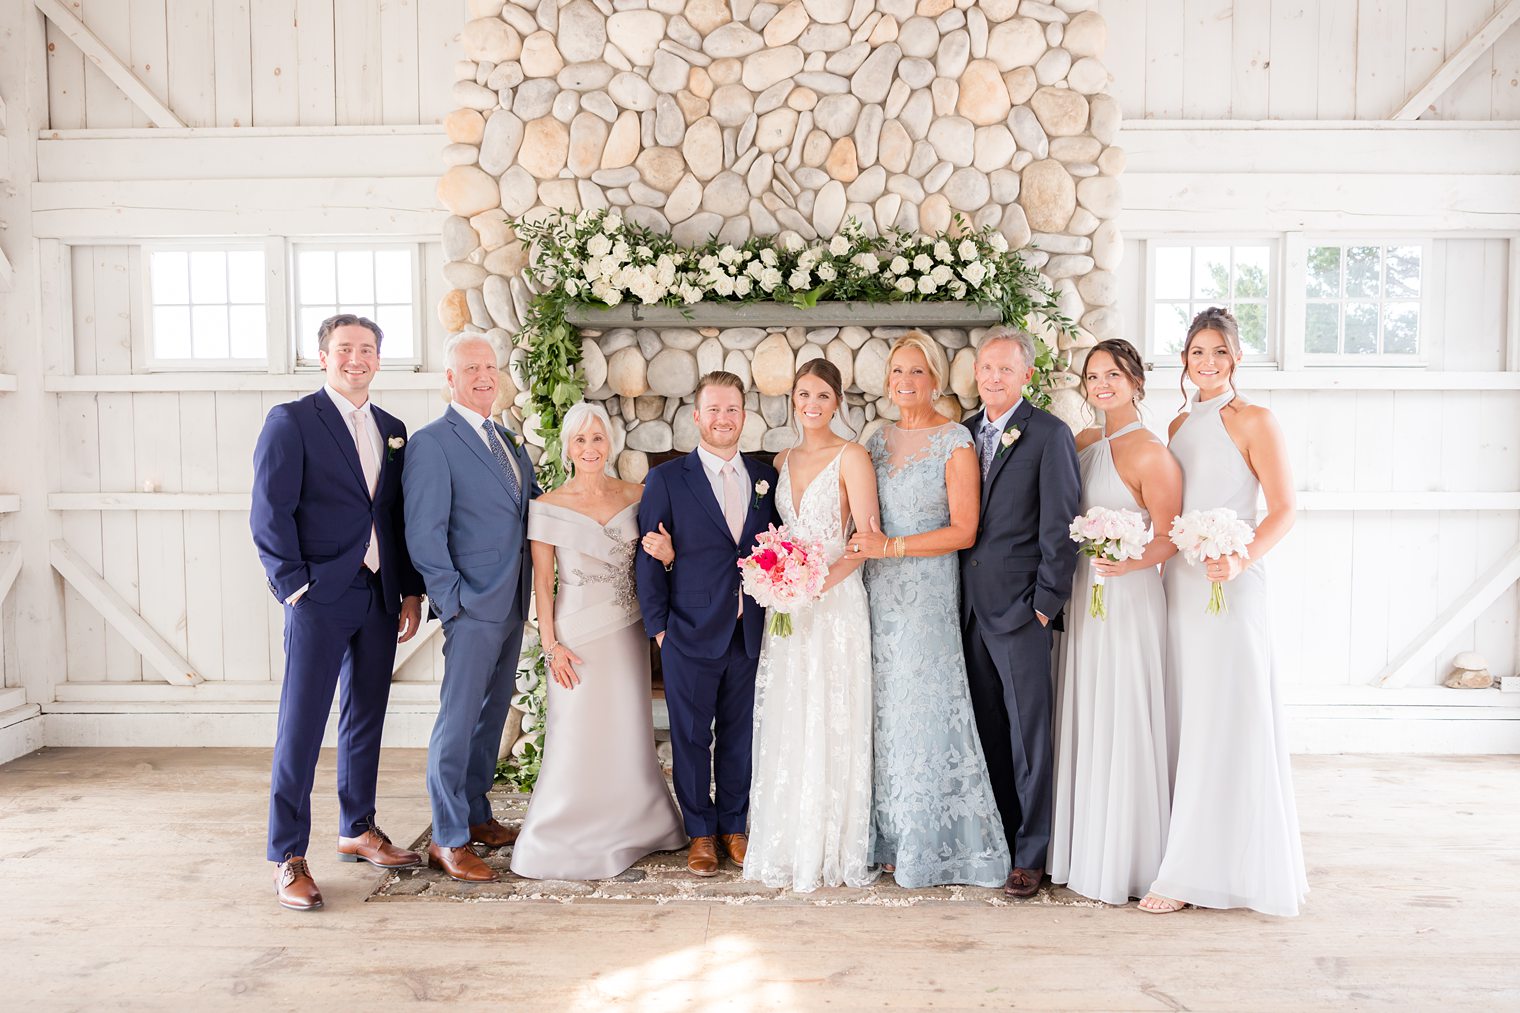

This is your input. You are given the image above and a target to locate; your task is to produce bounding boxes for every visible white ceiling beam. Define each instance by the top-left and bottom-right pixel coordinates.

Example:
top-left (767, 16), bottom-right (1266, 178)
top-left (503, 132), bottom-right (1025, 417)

top-left (32, 0), bottom-right (185, 128)
top-left (1392, 0), bottom-right (1520, 120)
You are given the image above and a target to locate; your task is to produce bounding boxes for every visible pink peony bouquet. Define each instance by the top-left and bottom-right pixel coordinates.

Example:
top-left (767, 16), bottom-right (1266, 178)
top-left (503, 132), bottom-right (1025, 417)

top-left (1168, 508), bottom-right (1256, 615)
top-left (1068, 507), bottom-right (1151, 620)
top-left (737, 524), bottom-right (828, 637)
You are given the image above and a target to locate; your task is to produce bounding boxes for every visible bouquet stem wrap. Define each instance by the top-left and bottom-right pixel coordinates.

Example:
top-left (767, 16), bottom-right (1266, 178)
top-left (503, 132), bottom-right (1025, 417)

top-left (1169, 508), bottom-right (1256, 617)
top-left (1068, 508), bottom-right (1149, 623)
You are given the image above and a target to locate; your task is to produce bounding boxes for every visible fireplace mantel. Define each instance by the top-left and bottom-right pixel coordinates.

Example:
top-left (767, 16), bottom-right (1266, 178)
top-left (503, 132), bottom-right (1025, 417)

top-left (563, 301), bottom-right (1004, 330)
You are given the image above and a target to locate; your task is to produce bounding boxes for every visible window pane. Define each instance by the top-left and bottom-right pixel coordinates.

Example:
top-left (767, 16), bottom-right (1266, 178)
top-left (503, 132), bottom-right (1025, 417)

top-left (298, 250), bottom-right (336, 305)
top-left (299, 306), bottom-right (334, 361)
top-left (1193, 246), bottom-right (1229, 300)
top-left (1345, 245), bottom-right (1380, 299)
top-left (1234, 302), bottom-right (1267, 355)
top-left (1153, 302), bottom-right (1191, 355)
top-left (189, 251), bottom-right (228, 304)
top-left (1305, 302), bottom-right (1339, 354)
top-left (1344, 302), bottom-right (1378, 354)
top-left (1306, 246), bottom-right (1340, 299)
top-left (1233, 245), bottom-right (1270, 299)
top-left (1384, 302), bottom-right (1419, 354)
top-left (1384, 245), bottom-right (1422, 299)
top-left (153, 306), bottom-right (191, 359)
top-left (1153, 246), bottom-right (1190, 300)
top-left (374, 250), bottom-right (412, 299)
top-left (150, 251), bottom-right (189, 305)
top-left (191, 305), bottom-right (229, 358)
top-left (227, 250), bottom-right (265, 304)
top-left (229, 305), bottom-right (266, 359)
top-left (336, 250), bottom-right (375, 304)
top-left (374, 304), bottom-right (415, 359)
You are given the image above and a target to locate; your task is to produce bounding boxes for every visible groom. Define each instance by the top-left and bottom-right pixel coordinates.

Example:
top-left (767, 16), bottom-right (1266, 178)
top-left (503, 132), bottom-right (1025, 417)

top-left (960, 327), bottom-right (1080, 898)
top-left (636, 371), bottom-right (780, 877)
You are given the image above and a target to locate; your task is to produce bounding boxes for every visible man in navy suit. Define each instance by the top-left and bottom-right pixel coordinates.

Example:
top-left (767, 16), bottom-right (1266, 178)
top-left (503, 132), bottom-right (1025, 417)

top-left (251, 314), bottom-right (426, 911)
top-left (959, 327), bottom-right (1080, 899)
top-left (636, 371), bottom-right (779, 877)
top-left (403, 334), bottom-right (540, 884)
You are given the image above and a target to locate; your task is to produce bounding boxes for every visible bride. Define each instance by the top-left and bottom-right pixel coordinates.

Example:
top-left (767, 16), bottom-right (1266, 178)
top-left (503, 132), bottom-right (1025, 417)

top-left (743, 359), bottom-right (882, 892)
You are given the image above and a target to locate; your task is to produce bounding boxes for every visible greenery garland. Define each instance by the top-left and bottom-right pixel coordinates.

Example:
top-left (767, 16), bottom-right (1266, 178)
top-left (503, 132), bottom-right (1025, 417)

top-left (495, 208), bottom-right (1074, 791)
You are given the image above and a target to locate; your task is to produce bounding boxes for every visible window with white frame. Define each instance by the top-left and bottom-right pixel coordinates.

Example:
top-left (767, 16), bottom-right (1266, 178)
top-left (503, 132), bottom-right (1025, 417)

top-left (1148, 241), bottom-right (1274, 360)
top-left (292, 245), bottom-right (420, 366)
top-left (1303, 241), bottom-right (1424, 359)
top-left (146, 247), bottom-right (267, 366)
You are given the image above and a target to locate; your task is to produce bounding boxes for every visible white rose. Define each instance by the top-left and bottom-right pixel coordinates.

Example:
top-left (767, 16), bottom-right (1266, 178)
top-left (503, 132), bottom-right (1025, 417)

top-left (714, 275), bottom-right (735, 297)
top-left (958, 239), bottom-right (978, 261)
top-left (733, 276), bottom-right (753, 296)
top-left (917, 275), bottom-right (936, 294)
top-left (963, 261), bottom-right (988, 287)
top-left (760, 248), bottom-right (778, 267)
top-left (829, 235), bottom-right (851, 256)
top-left (760, 267), bottom-right (783, 291)
top-left (889, 256), bottom-right (909, 275)
top-left (604, 213), bottom-right (623, 232)
top-left (719, 245), bottom-right (740, 266)
top-left (783, 233), bottom-right (805, 253)
top-left (896, 276), bottom-right (915, 293)
top-left (817, 262), bottom-right (837, 281)
top-left (789, 269), bottom-right (812, 289)
top-left (950, 281), bottom-right (967, 299)
top-left (930, 264), bottom-right (953, 285)
top-left (852, 252), bottom-right (879, 274)
top-left (913, 253), bottom-right (932, 272)
top-left (586, 234), bottom-right (611, 258)
top-left (988, 232), bottom-right (1009, 253)
top-left (934, 240), bottom-right (952, 261)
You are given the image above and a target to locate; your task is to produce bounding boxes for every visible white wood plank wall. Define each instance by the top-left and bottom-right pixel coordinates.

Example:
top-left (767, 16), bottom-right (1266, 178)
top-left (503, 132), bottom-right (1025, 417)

top-left (45, 0), bottom-right (466, 129)
top-left (1098, 0), bottom-right (1520, 120)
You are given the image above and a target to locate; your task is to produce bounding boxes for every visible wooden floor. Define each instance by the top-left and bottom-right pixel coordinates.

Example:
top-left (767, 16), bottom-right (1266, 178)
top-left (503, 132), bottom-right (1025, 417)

top-left (1, 749), bottom-right (1516, 1011)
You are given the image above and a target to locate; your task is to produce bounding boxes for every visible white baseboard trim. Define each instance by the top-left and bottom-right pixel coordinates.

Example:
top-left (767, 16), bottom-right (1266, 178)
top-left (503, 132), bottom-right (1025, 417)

top-left (0, 706), bottom-right (44, 764)
top-left (15, 694), bottom-right (1518, 754)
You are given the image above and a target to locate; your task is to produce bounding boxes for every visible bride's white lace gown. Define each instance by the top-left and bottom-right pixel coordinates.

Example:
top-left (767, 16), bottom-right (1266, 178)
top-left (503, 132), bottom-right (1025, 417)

top-left (744, 446), bottom-right (878, 892)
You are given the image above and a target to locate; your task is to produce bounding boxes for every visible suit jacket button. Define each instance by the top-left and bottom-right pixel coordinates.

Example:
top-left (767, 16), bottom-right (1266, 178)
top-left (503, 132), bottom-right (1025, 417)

top-left (971, 560), bottom-right (978, 567)
top-left (734, 589), bottom-right (740, 596)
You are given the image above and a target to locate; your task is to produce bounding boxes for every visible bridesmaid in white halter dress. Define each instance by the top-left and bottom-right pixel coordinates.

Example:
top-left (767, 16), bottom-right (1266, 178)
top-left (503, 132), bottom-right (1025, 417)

top-left (1141, 308), bottom-right (1308, 916)
top-left (1050, 340), bottom-right (1182, 906)
top-left (745, 360), bottom-right (882, 892)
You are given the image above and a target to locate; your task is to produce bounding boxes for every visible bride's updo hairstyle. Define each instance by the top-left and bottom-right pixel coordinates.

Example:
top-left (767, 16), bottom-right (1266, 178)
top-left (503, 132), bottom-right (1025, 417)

top-left (1081, 338), bottom-right (1147, 403)
top-left (792, 358), bottom-right (850, 435)
top-left (1180, 305), bottom-right (1243, 407)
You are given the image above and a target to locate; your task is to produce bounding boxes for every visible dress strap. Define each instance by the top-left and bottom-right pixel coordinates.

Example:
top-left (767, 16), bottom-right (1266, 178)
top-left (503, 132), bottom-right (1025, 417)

top-left (1103, 421), bottom-right (1147, 441)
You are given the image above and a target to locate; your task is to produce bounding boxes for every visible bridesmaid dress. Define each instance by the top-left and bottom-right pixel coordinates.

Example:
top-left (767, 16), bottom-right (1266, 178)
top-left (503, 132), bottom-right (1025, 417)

top-left (1151, 391), bottom-right (1308, 916)
top-left (1048, 421), bottom-right (1171, 905)
top-left (745, 446), bottom-right (877, 892)
top-left (510, 501), bottom-right (687, 880)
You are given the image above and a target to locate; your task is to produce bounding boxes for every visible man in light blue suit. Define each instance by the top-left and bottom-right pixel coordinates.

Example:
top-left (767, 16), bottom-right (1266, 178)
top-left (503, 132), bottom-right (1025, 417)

top-left (403, 334), bottom-right (540, 883)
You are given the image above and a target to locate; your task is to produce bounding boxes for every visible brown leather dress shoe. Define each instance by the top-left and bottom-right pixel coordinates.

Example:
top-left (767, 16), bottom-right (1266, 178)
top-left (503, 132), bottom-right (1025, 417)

top-left (687, 836), bottom-right (720, 877)
top-left (427, 842), bottom-right (498, 883)
top-left (275, 856), bottom-right (323, 911)
top-left (469, 818), bottom-right (520, 848)
top-left (719, 832), bottom-right (748, 869)
top-left (337, 826), bottom-right (422, 868)
top-left (1004, 867), bottom-right (1042, 898)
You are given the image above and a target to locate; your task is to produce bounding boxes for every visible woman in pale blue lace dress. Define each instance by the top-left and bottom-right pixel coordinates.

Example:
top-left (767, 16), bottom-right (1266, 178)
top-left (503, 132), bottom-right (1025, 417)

top-left (847, 333), bottom-right (1012, 889)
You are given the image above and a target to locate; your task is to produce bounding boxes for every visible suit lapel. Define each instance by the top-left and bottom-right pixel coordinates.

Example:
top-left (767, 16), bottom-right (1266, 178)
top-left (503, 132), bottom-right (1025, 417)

top-left (447, 406), bottom-right (516, 499)
top-left (371, 405), bottom-right (398, 494)
top-left (314, 390), bottom-right (370, 495)
top-left (980, 400), bottom-right (1034, 513)
top-left (683, 452), bottom-right (735, 543)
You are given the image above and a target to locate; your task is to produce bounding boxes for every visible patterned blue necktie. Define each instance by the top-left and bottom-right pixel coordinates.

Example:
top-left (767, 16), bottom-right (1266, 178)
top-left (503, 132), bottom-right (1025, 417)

top-left (481, 420), bottom-right (522, 505)
top-left (979, 420), bottom-right (1000, 479)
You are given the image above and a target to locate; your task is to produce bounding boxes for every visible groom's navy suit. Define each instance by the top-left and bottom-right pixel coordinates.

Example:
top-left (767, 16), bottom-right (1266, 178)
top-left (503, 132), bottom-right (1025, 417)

top-left (636, 450), bottom-right (779, 838)
top-left (960, 399), bottom-right (1080, 872)
top-left (251, 388), bottom-right (423, 862)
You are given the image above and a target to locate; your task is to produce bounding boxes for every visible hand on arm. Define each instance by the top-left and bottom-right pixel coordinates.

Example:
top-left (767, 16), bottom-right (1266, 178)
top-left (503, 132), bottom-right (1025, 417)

top-left (641, 522), bottom-right (675, 568)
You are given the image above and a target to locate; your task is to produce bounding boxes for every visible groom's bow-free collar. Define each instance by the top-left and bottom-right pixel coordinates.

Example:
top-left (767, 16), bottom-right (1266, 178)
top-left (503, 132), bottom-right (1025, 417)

top-left (686, 446), bottom-right (751, 544)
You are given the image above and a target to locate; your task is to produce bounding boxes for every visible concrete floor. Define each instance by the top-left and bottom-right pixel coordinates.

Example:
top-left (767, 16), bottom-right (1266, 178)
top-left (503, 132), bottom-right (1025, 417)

top-left (1, 747), bottom-right (1516, 1011)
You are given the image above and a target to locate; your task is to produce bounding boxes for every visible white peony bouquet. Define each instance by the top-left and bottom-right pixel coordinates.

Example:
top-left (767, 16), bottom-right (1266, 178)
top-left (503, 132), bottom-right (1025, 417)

top-left (1168, 508), bottom-right (1255, 615)
top-left (1068, 507), bottom-right (1150, 620)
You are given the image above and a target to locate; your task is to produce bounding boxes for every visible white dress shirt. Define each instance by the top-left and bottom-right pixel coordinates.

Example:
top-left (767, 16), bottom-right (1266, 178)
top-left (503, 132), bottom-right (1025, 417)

top-left (696, 443), bottom-right (749, 514)
top-left (449, 402), bottom-right (522, 486)
top-left (982, 397), bottom-right (1023, 436)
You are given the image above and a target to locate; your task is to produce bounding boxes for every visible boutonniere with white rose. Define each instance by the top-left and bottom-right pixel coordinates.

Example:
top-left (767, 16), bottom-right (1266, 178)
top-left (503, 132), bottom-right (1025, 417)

top-left (996, 425), bottom-right (1022, 458)
top-left (386, 435), bottom-right (405, 462)
top-left (752, 479), bottom-right (770, 510)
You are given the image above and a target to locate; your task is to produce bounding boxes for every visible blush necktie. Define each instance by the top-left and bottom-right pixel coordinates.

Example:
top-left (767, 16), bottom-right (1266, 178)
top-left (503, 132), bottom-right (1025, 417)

top-left (723, 462), bottom-right (745, 616)
top-left (350, 409), bottom-right (381, 573)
